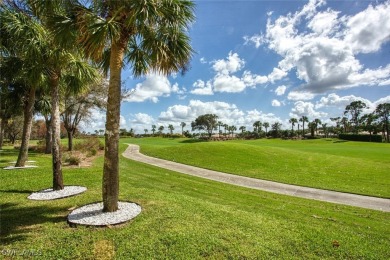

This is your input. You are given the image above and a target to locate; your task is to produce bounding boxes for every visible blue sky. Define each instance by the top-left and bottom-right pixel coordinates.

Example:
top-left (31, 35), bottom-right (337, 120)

top-left (83, 0), bottom-right (390, 134)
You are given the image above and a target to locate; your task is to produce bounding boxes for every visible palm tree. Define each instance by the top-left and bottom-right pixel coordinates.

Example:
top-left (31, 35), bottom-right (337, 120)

top-left (180, 122), bottom-right (186, 136)
top-left (313, 118), bottom-right (322, 136)
top-left (299, 116), bottom-right (309, 137)
top-left (144, 129), bottom-right (148, 135)
top-left (151, 125), bottom-right (156, 136)
top-left (253, 121), bottom-right (262, 133)
top-left (46, 0), bottom-right (195, 212)
top-left (344, 101), bottom-right (367, 133)
top-left (217, 121), bottom-right (224, 137)
top-left (158, 126), bottom-right (165, 135)
top-left (168, 124), bottom-right (174, 135)
top-left (29, 0), bottom-right (195, 210)
top-left (1, 7), bottom-right (47, 167)
top-left (263, 122), bottom-right (270, 136)
top-left (239, 126), bottom-right (246, 133)
top-left (289, 118), bottom-right (297, 135)
top-left (321, 123), bottom-right (328, 138)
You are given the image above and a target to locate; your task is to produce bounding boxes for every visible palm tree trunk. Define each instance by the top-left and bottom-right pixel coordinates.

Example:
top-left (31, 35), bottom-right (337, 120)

top-left (103, 41), bottom-right (126, 212)
top-left (50, 74), bottom-right (64, 190)
top-left (44, 117), bottom-right (52, 154)
top-left (16, 86), bottom-right (36, 167)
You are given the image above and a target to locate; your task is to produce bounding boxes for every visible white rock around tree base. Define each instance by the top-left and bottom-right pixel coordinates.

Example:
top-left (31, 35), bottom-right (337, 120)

top-left (67, 202), bottom-right (141, 226)
top-left (28, 186), bottom-right (87, 200)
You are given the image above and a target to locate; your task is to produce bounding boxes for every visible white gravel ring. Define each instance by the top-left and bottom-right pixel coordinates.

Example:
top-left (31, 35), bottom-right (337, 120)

top-left (67, 202), bottom-right (141, 226)
top-left (28, 186), bottom-right (87, 200)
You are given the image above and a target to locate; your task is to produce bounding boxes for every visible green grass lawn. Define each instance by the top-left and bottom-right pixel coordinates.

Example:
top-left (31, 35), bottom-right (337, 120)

top-left (0, 140), bottom-right (389, 259)
top-left (128, 137), bottom-right (390, 198)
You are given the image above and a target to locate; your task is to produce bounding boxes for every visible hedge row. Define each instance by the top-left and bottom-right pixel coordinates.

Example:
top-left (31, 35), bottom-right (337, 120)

top-left (338, 134), bottom-right (382, 142)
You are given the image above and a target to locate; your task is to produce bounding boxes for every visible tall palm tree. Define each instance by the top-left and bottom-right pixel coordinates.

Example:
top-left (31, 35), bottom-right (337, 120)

top-left (0, 6), bottom-right (47, 167)
top-left (263, 122), bottom-right (270, 136)
top-left (44, 0), bottom-right (195, 212)
top-left (151, 125), bottom-right (156, 136)
top-left (289, 118), bottom-right (297, 133)
top-left (7, 2), bottom-right (99, 189)
top-left (180, 122), bottom-right (186, 136)
top-left (299, 116), bottom-right (309, 137)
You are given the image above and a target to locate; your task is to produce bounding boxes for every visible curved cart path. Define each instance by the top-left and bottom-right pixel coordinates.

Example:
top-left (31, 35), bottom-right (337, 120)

top-left (123, 144), bottom-right (390, 212)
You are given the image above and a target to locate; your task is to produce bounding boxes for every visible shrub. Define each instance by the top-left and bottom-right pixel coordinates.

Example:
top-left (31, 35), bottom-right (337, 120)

top-left (338, 134), bottom-right (382, 142)
top-left (74, 137), bottom-right (104, 152)
top-left (63, 152), bottom-right (82, 165)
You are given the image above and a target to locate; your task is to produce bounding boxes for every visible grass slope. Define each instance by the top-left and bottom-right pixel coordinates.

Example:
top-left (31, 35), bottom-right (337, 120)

top-left (128, 138), bottom-right (390, 198)
top-left (0, 141), bottom-right (389, 259)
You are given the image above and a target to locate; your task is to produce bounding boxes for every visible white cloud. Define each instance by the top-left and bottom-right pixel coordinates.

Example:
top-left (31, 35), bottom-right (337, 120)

top-left (242, 71), bottom-right (268, 87)
top-left (287, 91), bottom-right (315, 101)
top-left (213, 74), bottom-right (247, 93)
top-left (250, 0), bottom-right (390, 97)
top-left (132, 113), bottom-right (154, 125)
top-left (157, 100), bottom-right (284, 130)
top-left (243, 34), bottom-right (265, 48)
top-left (290, 100), bottom-right (327, 119)
top-left (275, 85), bottom-right (287, 96)
top-left (125, 73), bottom-right (177, 103)
top-left (315, 93), bottom-right (372, 109)
top-left (200, 57), bottom-right (207, 64)
top-left (191, 79), bottom-right (214, 95)
top-left (267, 67), bottom-right (287, 83)
top-left (272, 99), bottom-right (281, 107)
top-left (344, 1), bottom-right (390, 54)
top-left (212, 52), bottom-right (245, 75)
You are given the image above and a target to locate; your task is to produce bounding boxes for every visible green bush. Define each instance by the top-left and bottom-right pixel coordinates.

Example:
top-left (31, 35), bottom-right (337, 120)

top-left (339, 134), bottom-right (382, 142)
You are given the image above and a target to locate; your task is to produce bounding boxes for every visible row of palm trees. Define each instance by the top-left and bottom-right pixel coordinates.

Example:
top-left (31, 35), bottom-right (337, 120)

top-left (1, 0), bottom-right (195, 213)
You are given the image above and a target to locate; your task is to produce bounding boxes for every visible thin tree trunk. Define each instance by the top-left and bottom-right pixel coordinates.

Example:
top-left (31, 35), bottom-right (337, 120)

top-left (50, 74), bottom-right (64, 190)
top-left (45, 117), bottom-right (52, 154)
top-left (67, 130), bottom-right (73, 151)
top-left (16, 87), bottom-right (36, 167)
top-left (103, 41), bottom-right (125, 212)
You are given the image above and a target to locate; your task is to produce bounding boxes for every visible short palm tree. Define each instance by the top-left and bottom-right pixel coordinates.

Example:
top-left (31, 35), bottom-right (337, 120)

top-left (44, 0), bottom-right (195, 212)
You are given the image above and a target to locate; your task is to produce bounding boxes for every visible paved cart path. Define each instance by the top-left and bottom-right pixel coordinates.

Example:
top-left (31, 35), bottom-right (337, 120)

top-left (123, 144), bottom-right (390, 212)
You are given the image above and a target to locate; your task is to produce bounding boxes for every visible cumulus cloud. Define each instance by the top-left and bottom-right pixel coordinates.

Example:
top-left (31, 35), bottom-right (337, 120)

top-left (191, 52), bottom-right (271, 95)
top-left (248, 0), bottom-right (390, 97)
top-left (272, 99), bottom-right (281, 107)
top-left (212, 52), bottom-right (245, 75)
top-left (275, 85), bottom-right (287, 96)
top-left (315, 93), bottom-right (372, 109)
top-left (157, 100), bottom-right (283, 130)
top-left (290, 100), bottom-right (327, 119)
top-left (213, 74), bottom-right (247, 93)
top-left (125, 73), bottom-right (179, 103)
top-left (191, 80), bottom-right (214, 95)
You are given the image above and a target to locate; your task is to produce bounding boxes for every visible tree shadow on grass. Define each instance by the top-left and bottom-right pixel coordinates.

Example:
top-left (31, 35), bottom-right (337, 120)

top-left (0, 203), bottom-right (66, 245)
top-left (333, 140), bottom-right (349, 143)
top-left (180, 139), bottom-right (207, 144)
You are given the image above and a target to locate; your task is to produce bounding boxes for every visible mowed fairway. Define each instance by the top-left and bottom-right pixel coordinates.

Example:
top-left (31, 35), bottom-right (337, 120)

top-left (0, 139), bottom-right (389, 259)
top-left (129, 138), bottom-right (390, 198)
